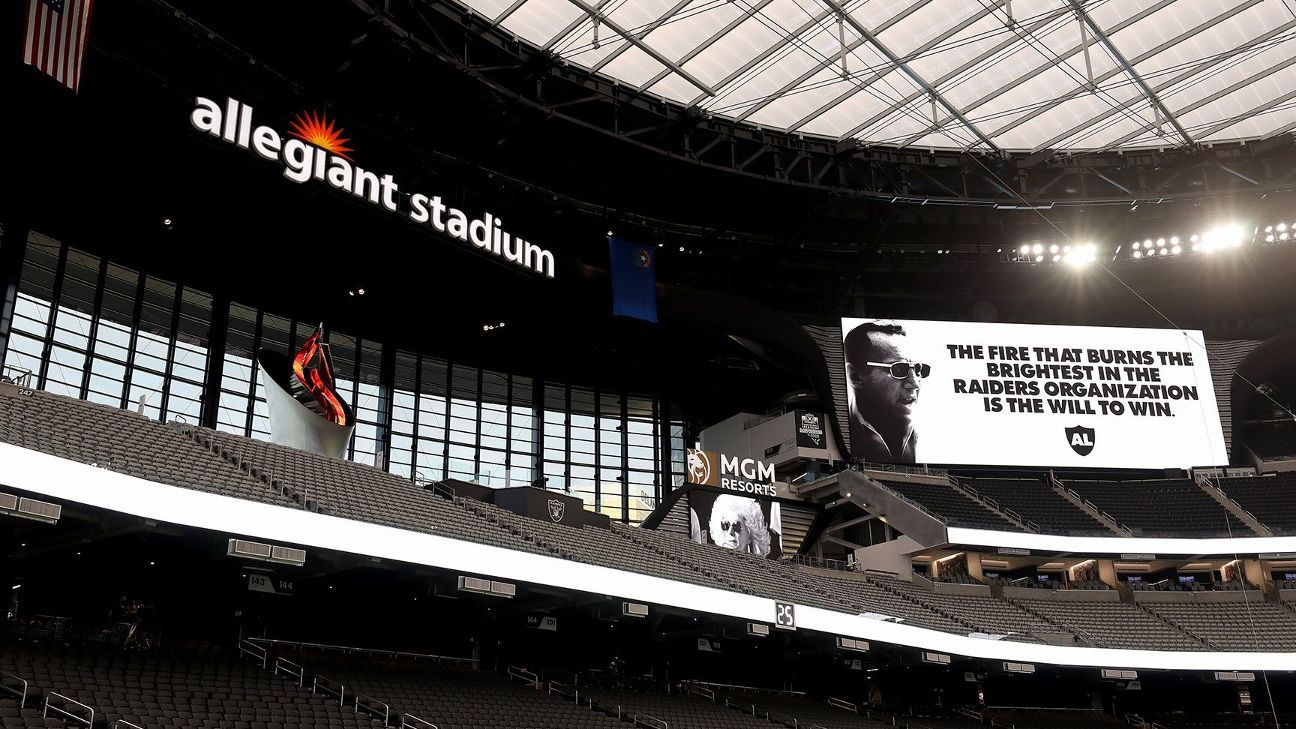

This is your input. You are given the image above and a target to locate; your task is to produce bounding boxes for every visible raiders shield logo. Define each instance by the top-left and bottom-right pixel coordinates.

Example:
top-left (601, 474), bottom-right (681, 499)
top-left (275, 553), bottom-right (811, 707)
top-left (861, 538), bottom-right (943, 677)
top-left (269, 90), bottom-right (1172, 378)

top-left (547, 498), bottom-right (565, 522)
top-left (1065, 426), bottom-right (1095, 456)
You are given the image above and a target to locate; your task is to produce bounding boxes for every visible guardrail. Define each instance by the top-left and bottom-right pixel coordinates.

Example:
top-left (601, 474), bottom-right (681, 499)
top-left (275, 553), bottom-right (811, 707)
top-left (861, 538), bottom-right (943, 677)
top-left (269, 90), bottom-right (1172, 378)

top-left (632, 713), bottom-right (668, 729)
top-left (401, 713), bottom-right (438, 729)
top-left (723, 696), bottom-right (756, 715)
top-left (548, 681), bottom-right (583, 706)
top-left (681, 683), bottom-right (715, 701)
top-left (765, 710), bottom-right (800, 727)
top-left (313, 675), bottom-right (346, 706)
top-left (113, 721), bottom-right (145, 729)
top-left (0, 671), bottom-right (27, 708)
top-left (355, 694), bottom-right (390, 726)
top-left (274, 656), bottom-right (305, 686)
top-left (1, 365), bottom-right (33, 388)
top-left (827, 697), bottom-right (858, 713)
top-left (44, 692), bottom-right (93, 728)
top-left (507, 665), bottom-right (539, 687)
top-left (238, 639), bottom-right (267, 669)
top-left (248, 637), bottom-right (473, 664)
top-left (682, 679), bottom-right (806, 697)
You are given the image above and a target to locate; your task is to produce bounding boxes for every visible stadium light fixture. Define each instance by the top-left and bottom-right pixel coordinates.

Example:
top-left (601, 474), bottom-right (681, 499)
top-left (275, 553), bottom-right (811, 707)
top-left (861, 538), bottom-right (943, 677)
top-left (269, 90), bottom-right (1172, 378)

top-left (1171, 246), bottom-right (1182, 255)
top-left (1143, 239), bottom-right (1152, 247)
top-left (1034, 255), bottom-right (1043, 262)
top-left (1132, 241), bottom-right (1141, 249)
top-left (1019, 245), bottom-right (1030, 254)
top-left (1156, 238), bottom-right (1166, 247)
top-left (1282, 233), bottom-right (1290, 242)
top-left (1049, 244), bottom-right (1059, 254)
top-left (1032, 243), bottom-right (1043, 254)
top-left (1279, 223), bottom-right (1288, 232)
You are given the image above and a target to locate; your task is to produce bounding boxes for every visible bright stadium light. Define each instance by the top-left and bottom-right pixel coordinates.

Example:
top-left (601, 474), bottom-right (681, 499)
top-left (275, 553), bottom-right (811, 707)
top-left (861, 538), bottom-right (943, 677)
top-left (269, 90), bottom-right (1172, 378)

top-left (1064, 244), bottom-right (1095, 266)
top-left (1266, 234), bottom-right (1275, 242)
top-left (1170, 236), bottom-right (1179, 245)
top-left (1279, 223), bottom-right (1288, 232)
top-left (1035, 254), bottom-right (1044, 262)
top-left (1282, 232), bottom-right (1290, 241)
top-left (1171, 245), bottom-right (1182, 255)
top-left (1050, 244), bottom-right (1059, 254)
top-left (1265, 225), bottom-right (1274, 233)
top-left (1020, 245), bottom-right (1030, 254)
top-left (1033, 243), bottom-right (1044, 254)
top-left (1052, 254), bottom-right (1061, 262)
top-left (1201, 225), bottom-right (1245, 252)
top-left (1132, 250), bottom-right (1143, 259)
top-left (1159, 248), bottom-right (1168, 256)
top-left (1190, 234), bottom-right (1199, 243)
top-left (1156, 238), bottom-right (1166, 247)
top-left (1143, 239), bottom-right (1152, 247)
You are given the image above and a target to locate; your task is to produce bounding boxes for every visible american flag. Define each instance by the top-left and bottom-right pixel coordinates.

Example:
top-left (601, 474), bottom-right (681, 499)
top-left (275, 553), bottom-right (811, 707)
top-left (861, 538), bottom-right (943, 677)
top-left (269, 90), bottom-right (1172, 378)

top-left (22, 0), bottom-right (96, 93)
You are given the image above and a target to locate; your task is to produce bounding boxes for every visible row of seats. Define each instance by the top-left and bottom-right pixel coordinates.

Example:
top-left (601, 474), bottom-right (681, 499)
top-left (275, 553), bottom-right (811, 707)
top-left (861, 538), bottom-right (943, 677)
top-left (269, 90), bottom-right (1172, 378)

top-left (958, 479), bottom-right (1112, 535)
top-left (7, 388), bottom-right (1296, 652)
top-left (0, 640), bottom-right (385, 729)
top-left (1063, 479), bottom-right (1253, 537)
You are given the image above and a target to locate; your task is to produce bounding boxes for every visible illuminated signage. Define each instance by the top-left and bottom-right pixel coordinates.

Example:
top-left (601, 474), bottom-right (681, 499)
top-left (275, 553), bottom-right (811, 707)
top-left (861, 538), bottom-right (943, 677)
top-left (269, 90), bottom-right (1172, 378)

top-left (686, 448), bottom-right (778, 497)
top-left (189, 97), bottom-right (555, 279)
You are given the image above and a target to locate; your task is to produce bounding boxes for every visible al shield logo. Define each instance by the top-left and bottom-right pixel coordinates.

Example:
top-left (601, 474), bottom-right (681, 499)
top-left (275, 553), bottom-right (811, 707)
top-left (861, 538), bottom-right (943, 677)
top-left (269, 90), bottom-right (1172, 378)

top-left (686, 448), bottom-right (717, 486)
top-left (1066, 426), bottom-right (1096, 456)
top-left (547, 499), bottom-right (565, 522)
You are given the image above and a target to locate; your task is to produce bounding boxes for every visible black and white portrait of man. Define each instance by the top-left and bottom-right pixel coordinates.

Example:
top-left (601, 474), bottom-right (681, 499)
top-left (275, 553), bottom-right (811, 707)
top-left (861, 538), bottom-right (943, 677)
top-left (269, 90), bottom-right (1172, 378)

top-left (843, 320), bottom-right (928, 464)
top-left (689, 491), bottom-right (782, 558)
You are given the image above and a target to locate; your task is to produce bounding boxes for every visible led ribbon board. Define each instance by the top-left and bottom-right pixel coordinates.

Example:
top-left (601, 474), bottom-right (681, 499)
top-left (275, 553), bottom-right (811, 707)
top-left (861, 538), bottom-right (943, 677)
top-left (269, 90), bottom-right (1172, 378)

top-left (189, 97), bottom-right (556, 279)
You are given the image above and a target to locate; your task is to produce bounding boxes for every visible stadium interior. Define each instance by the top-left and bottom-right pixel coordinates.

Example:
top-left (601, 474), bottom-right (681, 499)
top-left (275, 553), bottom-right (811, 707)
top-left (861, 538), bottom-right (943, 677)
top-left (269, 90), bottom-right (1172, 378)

top-left (8, 0), bottom-right (1296, 727)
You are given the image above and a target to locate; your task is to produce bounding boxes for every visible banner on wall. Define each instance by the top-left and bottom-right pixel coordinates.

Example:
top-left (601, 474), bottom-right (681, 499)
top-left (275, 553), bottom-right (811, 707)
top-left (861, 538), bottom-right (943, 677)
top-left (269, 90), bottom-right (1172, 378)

top-left (688, 488), bottom-right (783, 559)
top-left (840, 318), bottom-right (1227, 469)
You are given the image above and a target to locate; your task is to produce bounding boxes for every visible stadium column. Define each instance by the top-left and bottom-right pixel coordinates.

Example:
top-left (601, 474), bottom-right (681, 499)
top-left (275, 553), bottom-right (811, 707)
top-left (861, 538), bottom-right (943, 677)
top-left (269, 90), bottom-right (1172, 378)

top-left (377, 342), bottom-right (396, 472)
top-left (657, 396), bottom-right (674, 498)
top-left (199, 292), bottom-right (230, 430)
top-left (531, 375), bottom-right (545, 486)
top-left (0, 217), bottom-right (30, 366)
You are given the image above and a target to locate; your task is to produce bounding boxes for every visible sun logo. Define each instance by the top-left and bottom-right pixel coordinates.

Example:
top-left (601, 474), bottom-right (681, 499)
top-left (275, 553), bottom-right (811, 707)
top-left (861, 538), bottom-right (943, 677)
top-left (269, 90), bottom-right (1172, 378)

top-left (287, 110), bottom-right (354, 160)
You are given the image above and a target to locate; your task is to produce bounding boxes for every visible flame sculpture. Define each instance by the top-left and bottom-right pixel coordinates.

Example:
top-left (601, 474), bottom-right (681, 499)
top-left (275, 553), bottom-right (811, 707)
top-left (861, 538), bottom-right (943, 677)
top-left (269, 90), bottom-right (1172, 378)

top-left (256, 325), bottom-right (354, 459)
top-left (289, 329), bottom-right (348, 426)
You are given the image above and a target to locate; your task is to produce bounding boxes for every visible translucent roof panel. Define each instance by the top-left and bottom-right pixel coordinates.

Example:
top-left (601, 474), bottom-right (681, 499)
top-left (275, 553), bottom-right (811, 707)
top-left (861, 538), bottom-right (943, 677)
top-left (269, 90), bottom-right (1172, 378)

top-left (466, 0), bottom-right (1296, 151)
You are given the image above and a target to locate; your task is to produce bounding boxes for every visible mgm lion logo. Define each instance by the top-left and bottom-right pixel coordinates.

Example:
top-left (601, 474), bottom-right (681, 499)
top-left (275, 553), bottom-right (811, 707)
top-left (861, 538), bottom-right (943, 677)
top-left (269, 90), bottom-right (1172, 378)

top-left (686, 448), bottom-right (715, 486)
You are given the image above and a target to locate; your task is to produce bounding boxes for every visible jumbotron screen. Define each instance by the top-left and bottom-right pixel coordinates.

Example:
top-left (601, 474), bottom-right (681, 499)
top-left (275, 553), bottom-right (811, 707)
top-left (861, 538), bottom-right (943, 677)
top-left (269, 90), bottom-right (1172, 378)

top-left (840, 318), bottom-right (1228, 469)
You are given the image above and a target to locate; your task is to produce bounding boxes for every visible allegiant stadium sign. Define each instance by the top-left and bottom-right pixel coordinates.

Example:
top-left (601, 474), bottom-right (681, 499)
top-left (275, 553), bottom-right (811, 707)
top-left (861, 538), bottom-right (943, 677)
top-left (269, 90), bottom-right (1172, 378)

top-left (189, 96), bottom-right (556, 279)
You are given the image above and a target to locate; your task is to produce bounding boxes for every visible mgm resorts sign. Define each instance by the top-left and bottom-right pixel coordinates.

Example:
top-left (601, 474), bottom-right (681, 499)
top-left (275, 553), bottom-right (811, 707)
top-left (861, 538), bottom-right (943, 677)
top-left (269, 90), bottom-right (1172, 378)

top-left (189, 97), bottom-right (556, 279)
top-left (686, 448), bottom-right (779, 497)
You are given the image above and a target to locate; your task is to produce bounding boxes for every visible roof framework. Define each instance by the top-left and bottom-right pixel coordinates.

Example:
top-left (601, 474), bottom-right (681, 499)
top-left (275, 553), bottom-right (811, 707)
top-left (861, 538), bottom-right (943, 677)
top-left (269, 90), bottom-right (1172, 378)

top-left (463, 0), bottom-right (1296, 152)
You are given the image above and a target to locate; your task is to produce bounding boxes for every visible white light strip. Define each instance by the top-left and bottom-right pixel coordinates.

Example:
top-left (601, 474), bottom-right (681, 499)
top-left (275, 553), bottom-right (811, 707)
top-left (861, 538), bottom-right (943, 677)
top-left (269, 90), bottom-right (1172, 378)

top-left (946, 526), bottom-right (1296, 557)
top-left (1, 442), bottom-right (1292, 671)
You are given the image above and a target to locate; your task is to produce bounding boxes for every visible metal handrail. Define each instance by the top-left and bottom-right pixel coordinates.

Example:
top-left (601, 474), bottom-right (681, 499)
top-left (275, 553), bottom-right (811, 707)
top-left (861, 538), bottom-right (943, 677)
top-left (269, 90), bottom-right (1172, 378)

top-left (0, 671), bottom-right (27, 708)
top-left (507, 665), bottom-right (539, 687)
top-left (274, 656), bottom-right (305, 686)
top-left (248, 637), bottom-right (473, 664)
top-left (632, 713), bottom-right (669, 729)
top-left (548, 681), bottom-right (579, 704)
top-left (827, 697), bottom-right (858, 713)
top-left (113, 721), bottom-right (145, 729)
top-left (44, 692), bottom-right (94, 728)
top-left (723, 697), bottom-right (756, 715)
top-left (313, 674), bottom-right (345, 706)
top-left (766, 710), bottom-right (800, 727)
top-left (681, 683), bottom-right (715, 701)
top-left (681, 679), bottom-right (806, 697)
top-left (355, 694), bottom-right (390, 726)
top-left (401, 713), bottom-right (439, 729)
top-left (239, 639), bottom-right (267, 669)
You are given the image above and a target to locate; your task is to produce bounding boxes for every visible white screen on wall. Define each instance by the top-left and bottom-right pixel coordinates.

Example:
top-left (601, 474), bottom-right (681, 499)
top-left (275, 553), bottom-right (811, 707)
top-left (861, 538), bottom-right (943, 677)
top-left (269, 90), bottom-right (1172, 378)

top-left (840, 318), bottom-right (1228, 469)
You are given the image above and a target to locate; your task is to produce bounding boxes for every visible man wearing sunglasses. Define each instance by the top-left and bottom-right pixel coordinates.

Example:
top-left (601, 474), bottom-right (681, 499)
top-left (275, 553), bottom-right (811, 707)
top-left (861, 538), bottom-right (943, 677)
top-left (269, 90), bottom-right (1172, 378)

top-left (844, 321), bottom-right (927, 464)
